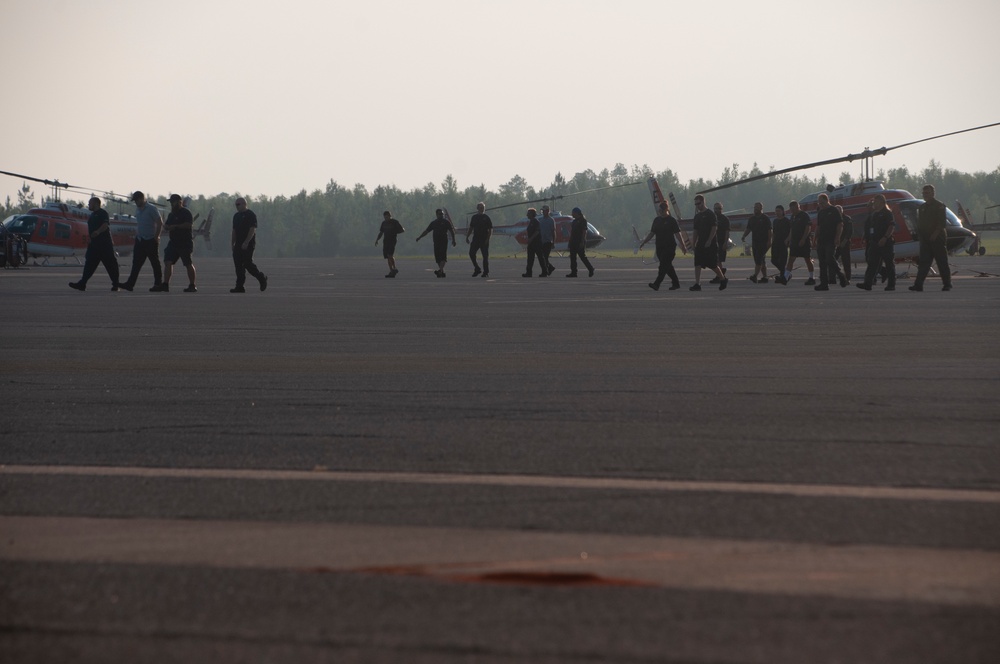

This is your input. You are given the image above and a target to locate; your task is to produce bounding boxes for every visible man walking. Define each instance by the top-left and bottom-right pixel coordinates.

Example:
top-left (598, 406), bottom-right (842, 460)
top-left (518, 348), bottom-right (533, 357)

top-left (689, 194), bottom-right (728, 291)
top-left (741, 202), bottom-right (772, 283)
top-left (230, 197), bottom-right (268, 292)
top-left (415, 208), bottom-right (456, 277)
top-left (857, 194), bottom-right (896, 291)
top-left (160, 193), bottom-right (197, 292)
top-left (783, 200), bottom-right (815, 285)
top-left (119, 190), bottom-right (163, 292)
top-left (466, 202), bottom-right (492, 277)
top-left (814, 193), bottom-right (847, 291)
top-left (538, 205), bottom-right (556, 276)
top-left (69, 197), bottom-right (120, 291)
top-left (640, 201), bottom-right (684, 291)
top-left (910, 184), bottom-right (953, 292)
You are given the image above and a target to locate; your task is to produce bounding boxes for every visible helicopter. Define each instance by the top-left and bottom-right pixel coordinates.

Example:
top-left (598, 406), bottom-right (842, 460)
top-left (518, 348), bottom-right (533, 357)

top-left (0, 170), bottom-right (213, 264)
top-left (451, 182), bottom-right (644, 253)
top-left (635, 123), bottom-right (999, 266)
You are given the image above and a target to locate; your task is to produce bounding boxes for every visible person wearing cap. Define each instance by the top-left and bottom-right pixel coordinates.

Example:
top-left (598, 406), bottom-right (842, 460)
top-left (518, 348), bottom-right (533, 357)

top-left (538, 205), bottom-right (557, 276)
top-left (159, 193), bottom-right (197, 292)
top-left (119, 190), bottom-right (163, 292)
top-left (521, 208), bottom-right (545, 277)
top-left (639, 201), bottom-right (684, 290)
top-left (68, 197), bottom-right (121, 292)
top-left (466, 202), bottom-right (492, 278)
top-left (415, 208), bottom-right (456, 277)
top-left (566, 207), bottom-right (595, 278)
top-left (689, 194), bottom-right (728, 291)
top-left (231, 197), bottom-right (268, 292)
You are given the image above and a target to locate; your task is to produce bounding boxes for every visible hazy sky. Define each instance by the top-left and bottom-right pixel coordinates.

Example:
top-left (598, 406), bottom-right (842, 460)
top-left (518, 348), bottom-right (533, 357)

top-left (2, 0), bottom-right (998, 206)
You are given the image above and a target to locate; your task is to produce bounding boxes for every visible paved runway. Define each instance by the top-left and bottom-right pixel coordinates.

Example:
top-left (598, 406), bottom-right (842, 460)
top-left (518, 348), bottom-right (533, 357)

top-left (2, 254), bottom-right (999, 662)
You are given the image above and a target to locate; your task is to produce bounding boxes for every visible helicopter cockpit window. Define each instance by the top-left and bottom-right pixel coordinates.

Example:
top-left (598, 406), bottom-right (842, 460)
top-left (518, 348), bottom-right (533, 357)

top-left (2, 215), bottom-right (38, 235)
top-left (38, 220), bottom-right (48, 237)
top-left (55, 222), bottom-right (72, 239)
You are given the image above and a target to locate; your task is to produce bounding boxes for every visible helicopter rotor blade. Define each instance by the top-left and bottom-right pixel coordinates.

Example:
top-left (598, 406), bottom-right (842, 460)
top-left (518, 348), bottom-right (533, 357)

top-left (0, 169), bottom-right (71, 189)
top-left (696, 121), bottom-right (1000, 196)
top-left (480, 180), bottom-right (643, 214)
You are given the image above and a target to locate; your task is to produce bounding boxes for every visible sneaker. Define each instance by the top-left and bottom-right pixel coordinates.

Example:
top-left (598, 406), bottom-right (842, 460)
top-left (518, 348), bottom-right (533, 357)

top-left (547, 265), bottom-right (555, 276)
top-left (648, 282), bottom-right (659, 291)
top-left (522, 272), bottom-right (532, 278)
top-left (749, 275), bottom-right (758, 284)
top-left (119, 282), bottom-right (134, 292)
top-left (856, 283), bottom-right (871, 291)
top-left (231, 286), bottom-right (246, 293)
top-left (111, 284), bottom-right (120, 291)
top-left (472, 268), bottom-right (481, 277)
top-left (434, 270), bottom-right (442, 278)
top-left (814, 284), bottom-right (829, 291)
top-left (259, 274), bottom-right (268, 291)
top-left (908, 285), bottom-right (922, 292)
top-left (709, 276), bottom-right (721, 284)
top-left (804, 278), bottom-right (816, 286)
top-left (385, 273), bottom-right (394, 278)
top-left (760, 277), bottom-right (769, 283)
top-left (668, 283), bottom-right (681, 290)
top-left (69, 281), bottom-right (85, 291)
top-left (588, 268), bottom-right (594, 277)
top-left (159, 283), bottom-right (170, 292)
top-left (884, 286), bottom-right (895, 291)
top-left (775, 276), bottom-right (787, 285)
top-left (538, 272), bottom-right (548, 278)
top-left (481, 272), bottom-right (488, 278)
top-left (689, 284), bottom-right (701, 291)
top-left (565, 273), bottom-right (578, 278)
top-left (184, 285), bottom-right (197, 293)
top-left (839, 275), bottom-right (848, 288)
top-left (942, 284), bottom-right (952, 291)
top-left (439, 271), bottom-right (446, 278)
top-left (719, 278), bottom-right (729, 291)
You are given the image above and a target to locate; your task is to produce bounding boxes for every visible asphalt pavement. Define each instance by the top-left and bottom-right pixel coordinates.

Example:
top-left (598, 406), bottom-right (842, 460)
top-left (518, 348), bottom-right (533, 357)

top-left (2, 253), bottom-right (999, 663)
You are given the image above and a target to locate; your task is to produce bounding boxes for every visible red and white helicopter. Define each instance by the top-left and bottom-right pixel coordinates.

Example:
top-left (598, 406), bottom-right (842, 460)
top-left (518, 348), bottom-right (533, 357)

top-left (636, 124), bottom-right (1000, 264)
top-left (1, 170), bottom-right (213, 266)
top-left (450, 182), bottom-right (644, 253)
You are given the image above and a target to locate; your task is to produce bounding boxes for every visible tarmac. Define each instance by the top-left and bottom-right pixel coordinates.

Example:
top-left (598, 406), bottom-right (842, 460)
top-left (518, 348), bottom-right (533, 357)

top-left (2, 253), bottom-right (999, 663)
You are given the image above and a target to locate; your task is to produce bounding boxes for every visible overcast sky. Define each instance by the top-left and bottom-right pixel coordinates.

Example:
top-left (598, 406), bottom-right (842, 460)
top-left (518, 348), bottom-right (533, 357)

top-left (2, 0), bottom-right (998, 206)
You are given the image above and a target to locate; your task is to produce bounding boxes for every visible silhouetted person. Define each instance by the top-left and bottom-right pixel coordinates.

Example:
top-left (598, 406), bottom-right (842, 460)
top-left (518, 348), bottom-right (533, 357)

top-left (415, 208), bottom-right (455, 277)
top-left (741, 201), bottom-right (772, 283)
top-left (159, 194), bottom-right (197, 292)
top-left (230, 197), bottom-right (268, 292)
top-left (376, 210), bottom-right (405, 278)
top-left (566, 207), bottom-right (595, 278)
top-left (857, 194), bottom-right (896, 291)
top-left (690, 194), bottom-right (727, 291)
top-left (910, 184), bottom-right (953, 292)
top-left (771, 204), bottom-right (790, 284)
top-left (69, 197), bottom-right (120, 291)
top-left (466, 202), bottom-right (492, 277)
top-left (640, 201), bottom-right (685, 291)
top-left (119, 190), bottom-right (163, 292)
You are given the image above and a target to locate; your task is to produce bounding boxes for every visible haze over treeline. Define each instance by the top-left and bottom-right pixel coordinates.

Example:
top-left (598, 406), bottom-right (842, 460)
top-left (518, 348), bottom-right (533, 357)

top-left (4, 161), bottom-right (999, 258)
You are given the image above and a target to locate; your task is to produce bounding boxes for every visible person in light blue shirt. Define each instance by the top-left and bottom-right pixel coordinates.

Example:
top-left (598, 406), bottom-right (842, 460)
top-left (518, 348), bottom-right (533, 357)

top-left (120, 190), bottom-right (164, 292)
top-left (538, 205), bottom-right (556, 275)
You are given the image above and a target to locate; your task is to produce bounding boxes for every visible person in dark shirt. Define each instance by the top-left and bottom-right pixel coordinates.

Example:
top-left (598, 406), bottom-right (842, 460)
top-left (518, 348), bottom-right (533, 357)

top-left (230, 197), bottom-right (268, 293)
top-left (415, 208), bottom-right (456, 277)
top-left (69, 197), bottom-right (121, 291)
top-left (740, 202), bottom-right (773, 283)
top-left (566, 207), bottom-right (595, 278)
top-left (690, 194), bottom-right (728, 291)
top-left (712, 202), bottom-right (730, 280)
top-left (857, 194), bottom-right (896, 291)
top-left (783, 200), bottom-right (815, 285)
top-left (466, 202), bottom-right (493, 278)
top-left (835, 205), bottom-right (854, 282)
top-left (910, 184), bottom-right (953, 292)
top-left (521, 208), bottom-right (546, 277)
top-left (814, 193), bottom-right (847, 291)
top-left (158, 194), bottom-right (197, 292)
top-left (375, 210), bottom-right (405, 278)
top-left (771, 205), bottom-right (791, 284)
top-left (639, 201), bottom-right (685, 291)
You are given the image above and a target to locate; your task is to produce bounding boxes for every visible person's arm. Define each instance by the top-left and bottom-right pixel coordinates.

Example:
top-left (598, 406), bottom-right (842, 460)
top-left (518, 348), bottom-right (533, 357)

top-left (242, 226), bottom-right (256, 250)
top-left (375, 230), bottom-right (384, 246)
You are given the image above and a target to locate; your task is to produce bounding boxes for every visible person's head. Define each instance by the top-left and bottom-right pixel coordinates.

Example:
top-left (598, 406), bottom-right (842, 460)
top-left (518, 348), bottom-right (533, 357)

top-left (789, 200), bottom-right (799, 211)
top-left (873, 194), bottom-right (887, 210)
top-left (693, 194), bottom-right (706, 211)
top-left (571, 207), bottom-right (583, 220)
top-left (435, 208), bottom-right (444, 219)
top-left (659, 201), bottom-right (669, 215)
top-left (922, 184), bottom-right (936, 201)
top-left (713, 202), bottom-right (723, 214)
top-left (235, 197), bottom-right (247, 211)
top-left (527, 207), bottom-right (536, 218)
top-left (753, 202), bottom-right (763, 214)
top-left (132, 191), bottom-right (146, 208)
top-left (817, 193), bottom-right (830, 208)
top-left (476, 202), bottom-right (485, 213)
top-left (168, 193), bottom-right (182, 210)
top-left (541, 205), bottom-right (551, 217)
top-left (383, 210), bottom-right (391, 219)
top-left (775, 204), bottom-right (785, 217)
top-left (88, 196), bottom-right (101, 212)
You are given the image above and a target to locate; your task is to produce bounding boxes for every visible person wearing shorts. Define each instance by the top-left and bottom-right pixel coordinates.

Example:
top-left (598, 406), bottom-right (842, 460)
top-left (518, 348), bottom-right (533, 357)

top-left (160, 193), bottom-right (197, 292)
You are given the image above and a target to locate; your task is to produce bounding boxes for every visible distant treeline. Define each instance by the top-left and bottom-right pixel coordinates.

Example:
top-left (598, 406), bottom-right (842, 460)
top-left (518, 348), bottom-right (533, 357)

top-left (5, 161), bottom-right (998, 257)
